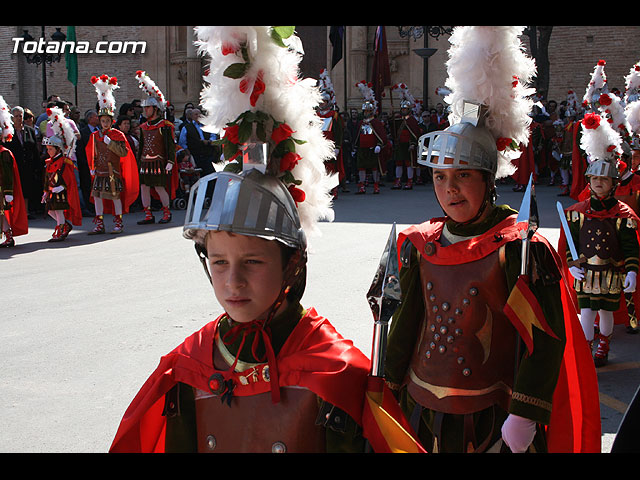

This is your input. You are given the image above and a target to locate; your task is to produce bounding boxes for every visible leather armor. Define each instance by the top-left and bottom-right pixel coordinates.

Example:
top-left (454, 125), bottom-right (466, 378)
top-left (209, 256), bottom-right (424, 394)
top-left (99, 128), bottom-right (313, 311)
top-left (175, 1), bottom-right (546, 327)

top-left (405, 247), bottom-right (517, 415)
top-left (193, 337), bottom-right (326, 453)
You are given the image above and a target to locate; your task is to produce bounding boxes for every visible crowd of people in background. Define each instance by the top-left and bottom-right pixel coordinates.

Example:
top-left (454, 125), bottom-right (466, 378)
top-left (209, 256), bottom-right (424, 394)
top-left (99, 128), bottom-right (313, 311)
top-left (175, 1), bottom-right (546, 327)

top-left (5, 94), bottom-right (219, 222)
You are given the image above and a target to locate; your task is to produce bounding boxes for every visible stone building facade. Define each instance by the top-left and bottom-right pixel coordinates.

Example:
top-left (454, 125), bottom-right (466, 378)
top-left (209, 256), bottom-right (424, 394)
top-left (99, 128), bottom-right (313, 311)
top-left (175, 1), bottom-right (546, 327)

top-left (1, 26), bottom-right (638, 123)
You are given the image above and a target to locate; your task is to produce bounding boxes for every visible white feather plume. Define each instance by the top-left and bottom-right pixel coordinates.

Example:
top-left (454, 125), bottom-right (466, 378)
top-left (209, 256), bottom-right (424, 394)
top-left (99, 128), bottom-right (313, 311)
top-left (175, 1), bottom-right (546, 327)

top-left (443, 26), bottom-right (537, 179)
top-left (598, 92), bottom-right (631, 139)
top-left (0, 95), bottom-right (14, 142)
top-left (135, 70), bottom-right (166, 110)
top-left (46, 106), bottom-right (77, 157)
top-left (580, 112), bottom-right (622, 162)
top-left (625, 62), bottom-right (640, 104)
top-left (583, 60), bottom-right (608, 108)
top-left (355, 80), bottom-right (378, 112)
top-left (92, 74), bottom-right (119, 114)
top-left (194, 26), bottom-right (336, 238)
top-left (625, 100), bottom-right (640, 136)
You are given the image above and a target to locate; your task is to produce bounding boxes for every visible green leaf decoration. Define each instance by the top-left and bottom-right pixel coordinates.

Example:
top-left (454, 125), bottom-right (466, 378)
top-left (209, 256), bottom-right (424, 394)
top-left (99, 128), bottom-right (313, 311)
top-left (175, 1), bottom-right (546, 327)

top-left (238, 120), bottom-right (253, 144)
top-left (270, 26), bottom-right (295, 48)
top-left (223, 161), bottom-right (242, 173)
top-left (223, 62), bottom-right (249, 79)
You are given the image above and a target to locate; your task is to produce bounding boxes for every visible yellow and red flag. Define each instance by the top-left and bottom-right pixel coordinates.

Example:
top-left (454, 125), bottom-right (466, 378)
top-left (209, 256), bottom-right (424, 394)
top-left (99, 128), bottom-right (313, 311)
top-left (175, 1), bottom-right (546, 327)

top-left (362, 376), bottom-right (426, 453)
top-left (503, 274), bottom-right (559, 354)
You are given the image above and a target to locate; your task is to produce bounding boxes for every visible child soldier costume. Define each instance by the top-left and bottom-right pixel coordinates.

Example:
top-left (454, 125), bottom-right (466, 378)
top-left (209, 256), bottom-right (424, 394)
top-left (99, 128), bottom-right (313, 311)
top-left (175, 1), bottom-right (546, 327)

top-left (0, 95), bottom-right (28, 247)
top-left (86, 74), bottom-right (139, 234)
top-left (390, 83), bottom-right (423, 190)
top-left (317, 69), bottom-right (346, 197)
top-left (135, 71), bottom-right (178, 225)
top-left (110, 26), bottom-right (414, 454)
top-left (41, 107), bottom-right (82, 242)
top-left (383, 26), bottom-right (600, 454)
top-left (354, 81), bottom-right (389, 194)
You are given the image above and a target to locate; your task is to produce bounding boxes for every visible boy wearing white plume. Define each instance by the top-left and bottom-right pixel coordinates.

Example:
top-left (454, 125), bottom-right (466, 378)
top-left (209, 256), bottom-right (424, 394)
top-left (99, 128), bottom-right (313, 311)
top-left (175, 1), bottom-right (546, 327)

top-left (384, 26), bottom-right (600, 453)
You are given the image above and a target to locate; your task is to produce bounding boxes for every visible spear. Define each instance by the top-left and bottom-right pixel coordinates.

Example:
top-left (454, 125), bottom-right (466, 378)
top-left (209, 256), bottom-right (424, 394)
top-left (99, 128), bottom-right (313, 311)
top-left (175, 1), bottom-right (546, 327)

top-left (367, 222), bottom-right (402, 377)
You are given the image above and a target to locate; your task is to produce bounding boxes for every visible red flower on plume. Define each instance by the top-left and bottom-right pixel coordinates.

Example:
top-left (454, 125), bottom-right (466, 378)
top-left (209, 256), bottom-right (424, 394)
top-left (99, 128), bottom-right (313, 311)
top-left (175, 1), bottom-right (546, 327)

top-left (46, 108), bottom-right (52, 116)
top-left (5, 133), bottom-right (12, 142)
top-left (271, 123), bottom-right (294, 144)
top-left (109, 77), bottom-right (118, 85)
top-left (607, 145), bottom-right (617, 153)
top-left (582, 112), bottom-right (601, 130)
top-left (223, 124), bottom-right (240, 144)
top-left (496, 137), bottom-right (512, 151)
top-left (136, 70), bottom-right (143, 77)
top-left (100, 74), bottom-right (109, 82)
top-left (288, 185), bottom-right (306, 203)
top-left (598, 59), bottom-right (606, 66)
top-left (239, 71), bottom-right (266, 107)
top-left (599, 93), bottom-right (612, 106)
top-left (512, 76), bottom-right (519, 88)
top-left (279, 152), bottom-right (301, 172)
top-left (221, 43), bottom-right (237, 55)
top-left (90, 76), bottom-right (98, 84)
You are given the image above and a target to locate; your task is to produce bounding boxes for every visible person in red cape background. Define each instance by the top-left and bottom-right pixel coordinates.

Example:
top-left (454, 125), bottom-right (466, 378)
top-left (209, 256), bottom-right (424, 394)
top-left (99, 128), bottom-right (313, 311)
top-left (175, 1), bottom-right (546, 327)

top-left (41, 107), bottom-right (82, 242)
top-left (135, 71), bottom-right (177, 226)
top-left (559, 112), bottom-right (640, 367)
top-left (86, 74), bottom-right (139, 235)
top-left (0, 95), bottom-right (28, 247)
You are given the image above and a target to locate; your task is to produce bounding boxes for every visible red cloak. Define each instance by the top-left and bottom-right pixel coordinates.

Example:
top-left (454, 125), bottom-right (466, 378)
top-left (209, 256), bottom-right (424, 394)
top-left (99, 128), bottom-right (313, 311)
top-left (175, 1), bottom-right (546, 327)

top-left (512, 125), bottom-right (537, 186)
top-left (558, 199), bottom-right (640, 327)
top-left (1, 146), bottom-right (28, 237)
top-left (45, 155), bottom-right (82, 226)
top-left (86, 129), bottom-right (140, 214)
top-left (318, 110), bottom-right (345, 183)
top-left (110, 308), bottom-right (376, 453)
top-left (570, 122), bottom-right (587, 201)
top-left (398, 215), bottom-right (602, 453)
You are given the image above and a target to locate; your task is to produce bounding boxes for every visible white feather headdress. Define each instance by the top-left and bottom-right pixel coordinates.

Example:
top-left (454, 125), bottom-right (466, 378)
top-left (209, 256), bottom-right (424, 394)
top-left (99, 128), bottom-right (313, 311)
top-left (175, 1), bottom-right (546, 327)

top-left (583, 60), bottom-right (608, 109)
top-left (0, 95), bottom-right (14, 143)
top-left (355, 80), bottom-right (378, 112)
top-left (392, 82), bottom-right (420, 116)
top-left (194, 26), bottom-right (336, 237)
top-left (598, 92), bottom-right (631, 142)
top-left (91, 74), bottom-right (119, 116)
top-left (318, 68), bottom-right (336, 108)
top-left (625, 62), bottom-right (640, 104)
top-left (45, 106), bottom-right (77, 157)
top-left (580, 111), bottom-right (622, 163)
top-left (135, 70), bottom-right (166, 110)
top-left (442, 26), bottom-right (537, 179)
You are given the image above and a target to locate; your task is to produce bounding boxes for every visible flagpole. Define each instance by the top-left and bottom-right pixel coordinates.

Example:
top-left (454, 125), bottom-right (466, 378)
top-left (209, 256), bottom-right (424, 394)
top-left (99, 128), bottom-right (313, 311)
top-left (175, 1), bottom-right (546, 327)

top-left (343, 27), bottom-right (347, 113)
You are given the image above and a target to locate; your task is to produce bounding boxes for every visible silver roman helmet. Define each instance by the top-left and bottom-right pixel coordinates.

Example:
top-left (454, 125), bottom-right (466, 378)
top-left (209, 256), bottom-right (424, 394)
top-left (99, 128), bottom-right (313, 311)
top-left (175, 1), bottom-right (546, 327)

top-left (417, 100), bottom-right (498, 175)
top-left (183, 165), bottom-right (306, 252)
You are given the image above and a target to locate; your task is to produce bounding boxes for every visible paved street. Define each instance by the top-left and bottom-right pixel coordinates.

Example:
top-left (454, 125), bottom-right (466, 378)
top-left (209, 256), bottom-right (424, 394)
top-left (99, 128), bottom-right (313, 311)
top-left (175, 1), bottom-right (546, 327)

top-left (1, 178), bottom-right (638, 452)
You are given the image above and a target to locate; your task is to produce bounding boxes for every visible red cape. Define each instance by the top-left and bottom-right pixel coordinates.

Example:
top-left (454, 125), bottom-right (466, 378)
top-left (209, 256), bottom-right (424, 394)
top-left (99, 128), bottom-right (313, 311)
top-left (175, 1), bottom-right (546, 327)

top-left (110, 308), bottom-right (376, 453)
top-left (512, 125), bottom-right (537, 186)
top-left (141, 119), bottom-right (179, 200)
top-left (86, 129), bottom-right (140, 214)
top-left (558, 199), bottom-right (640, 327)
top-left (1, 146), bottom-right (28, 237)
top-left (46, 155), bottom-right (82, 226)
top-left (398, 215), bottom-right (602, 453)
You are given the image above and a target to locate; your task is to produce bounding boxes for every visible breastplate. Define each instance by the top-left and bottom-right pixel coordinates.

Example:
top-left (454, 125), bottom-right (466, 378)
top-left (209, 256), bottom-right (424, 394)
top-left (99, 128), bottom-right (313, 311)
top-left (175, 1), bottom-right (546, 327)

top-left (141, 127), bottom-right (166, 161)
top-left (194, 339), bottom-right (326, 453)
top-left (406, 248), bottom-right (516, 415)
top-left (94, 137), bottom-right (121, 176)
top-left (578, 215), bottom-right (623, 270)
